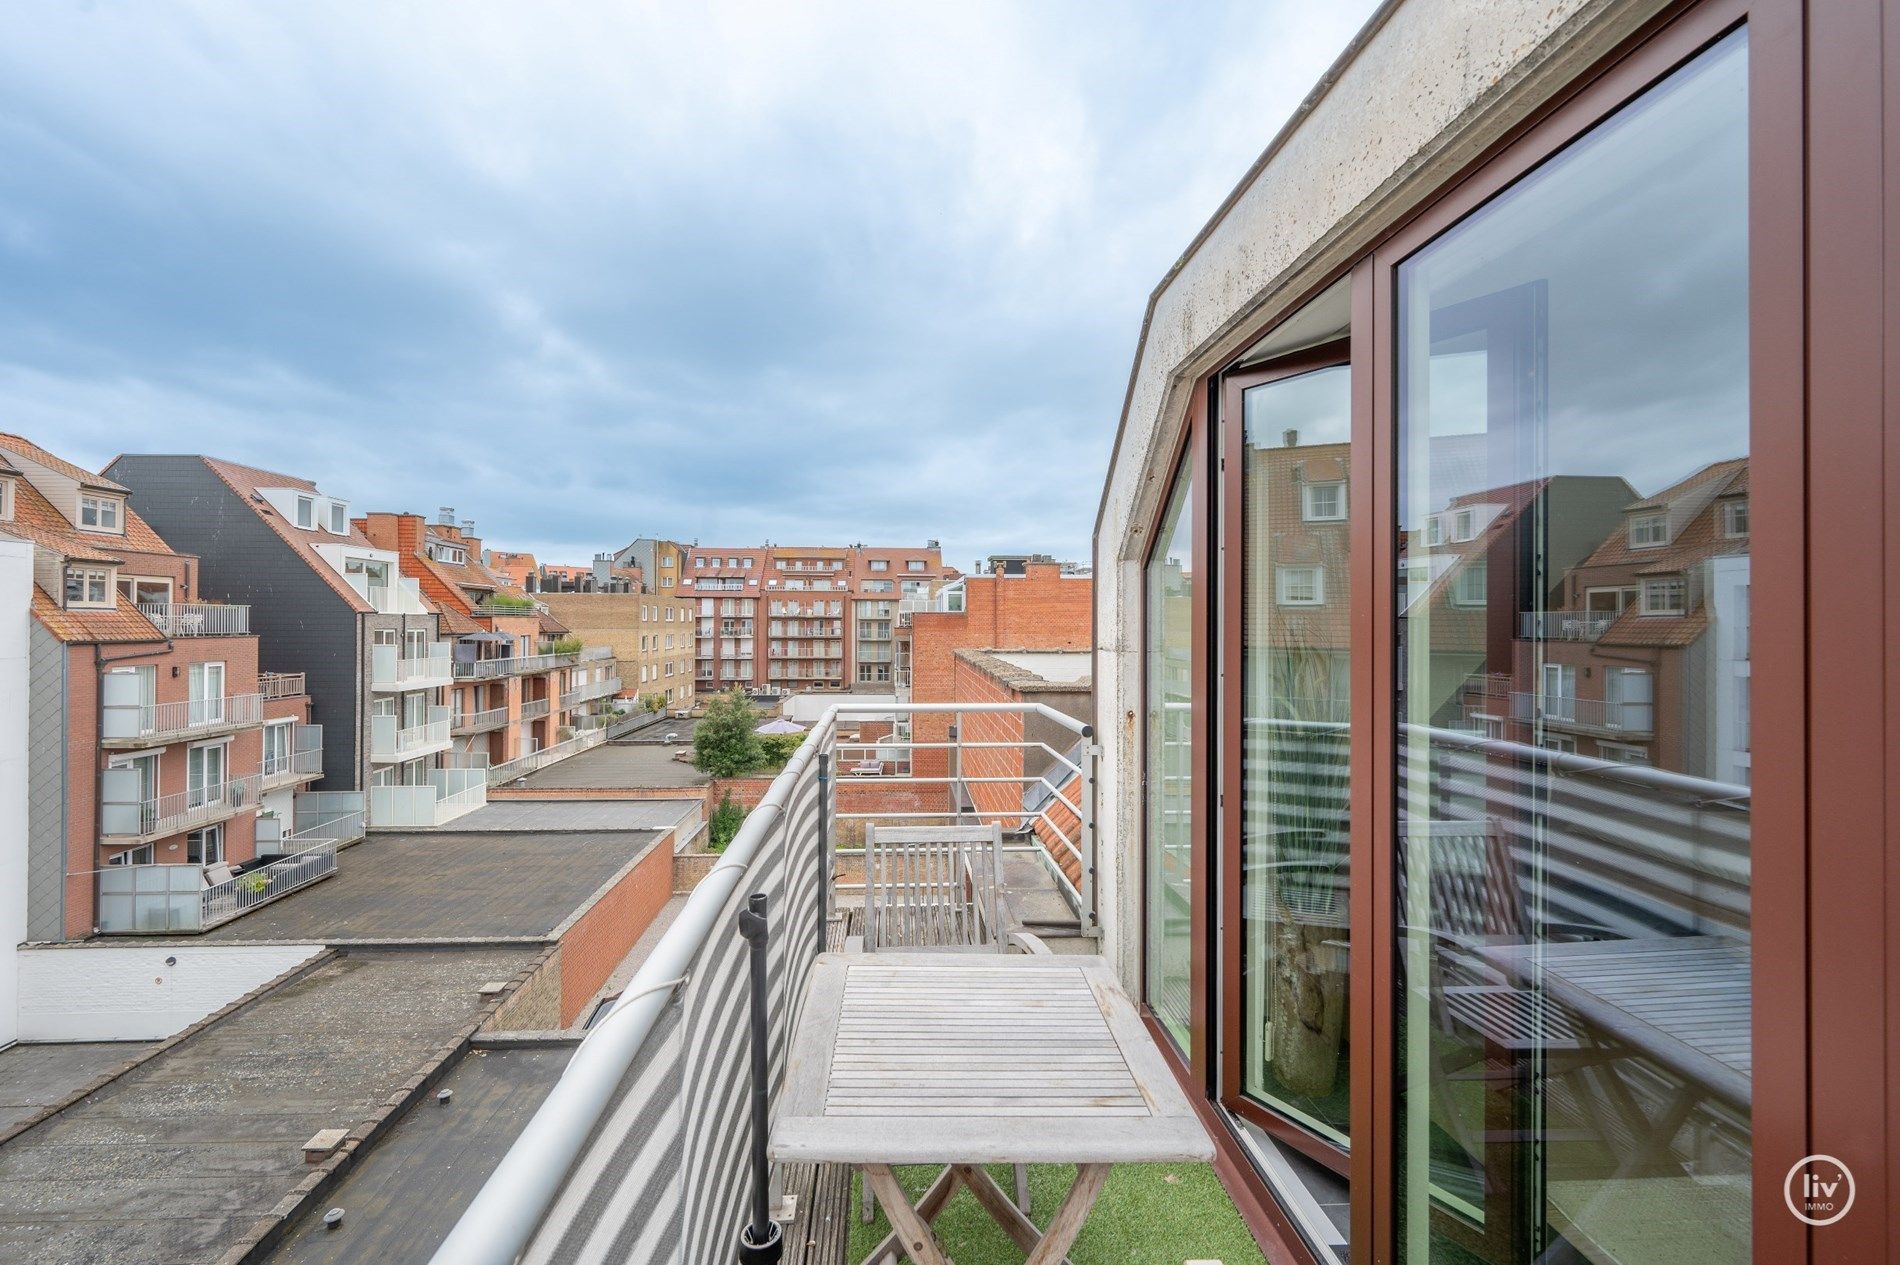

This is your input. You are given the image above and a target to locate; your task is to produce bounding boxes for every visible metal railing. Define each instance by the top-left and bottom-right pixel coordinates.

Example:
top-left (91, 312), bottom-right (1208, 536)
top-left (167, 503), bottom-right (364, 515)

top-left (138, 601), bottom-right (250, 637)
top-left (520, 697), bottom-right (551, 721)
top-left (1511, 690), bottom-right (1655, 734)
top-left (453, 651), bottom-right (580, 680)
top-left (292, 792), bottom-right (365, 844)
top-left (430, 701), bottom-right (1094, 1265)
top-left (370, 642), bottom-right (454, 689)
top-left (261, 743), bottom-right (324, 785)
top-left (258, 671), bottom-right (306, 700)
top-left (370, 710), bottom-right (451, 761)
top-left (560, 677), bottom-right (622, 710)
top-left (1519, 609), bottom-right (1619, 641)
top-left (453, 705), bottom-right (509, 735)
top-left (200, 839), bottom-right (338, 928)
top-left (485, 728), bottom-right (609, 783)
top-left (108, 773), bottom-right (265, 841)
top-left (102, 692), bottom-right (264, 745)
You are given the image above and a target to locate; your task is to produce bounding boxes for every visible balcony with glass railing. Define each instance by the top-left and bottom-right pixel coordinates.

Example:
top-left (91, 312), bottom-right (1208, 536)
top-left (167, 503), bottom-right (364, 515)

top-left (101, 772), bottom-right (266, 845)
top-left (367, 759), bottom-right (488, 828)
top-left (370, 641), bottom-right (454, 690)
top-left (261, 724), bottom-right (326, 788)
top-left (138, 601), bottom-right (251, 637)
top-left (560, 675), bottom-right (622, 710)
top-left (369, 707), bottom-right (453, 762)
top-left (101, 692), bottom-right (265, 747)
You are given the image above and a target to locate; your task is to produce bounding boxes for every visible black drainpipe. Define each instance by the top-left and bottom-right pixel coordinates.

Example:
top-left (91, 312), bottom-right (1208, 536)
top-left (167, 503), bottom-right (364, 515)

top-left (736, 892), bottom-right (782, 1263)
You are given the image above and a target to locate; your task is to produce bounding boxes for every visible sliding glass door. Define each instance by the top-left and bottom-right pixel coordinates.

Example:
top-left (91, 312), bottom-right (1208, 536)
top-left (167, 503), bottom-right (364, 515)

top-left (1145, 457), bottom-right (1198, 1051)
top-left (1394, 28), bottom-right (1752, 1262)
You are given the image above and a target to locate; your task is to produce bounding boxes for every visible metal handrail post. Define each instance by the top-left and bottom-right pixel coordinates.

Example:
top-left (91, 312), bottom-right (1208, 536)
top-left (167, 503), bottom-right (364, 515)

top-left (1080, 729), bottom-right (1098, 934)
top-left (816, 752), bottom-right (832, 956)
top-left (736, 892), bottom-right (782, 1263)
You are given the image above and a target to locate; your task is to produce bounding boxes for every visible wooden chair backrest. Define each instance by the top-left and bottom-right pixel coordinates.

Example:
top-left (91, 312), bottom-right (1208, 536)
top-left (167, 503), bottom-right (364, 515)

top-left (864, 823), bottom-right (1006, 952)
top-left (1396, 817), bottom-right (1526, 946)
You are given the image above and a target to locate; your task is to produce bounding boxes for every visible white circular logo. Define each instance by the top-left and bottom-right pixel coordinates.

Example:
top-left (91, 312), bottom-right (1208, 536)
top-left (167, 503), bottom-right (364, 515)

top-left (1783, 1154), bottom-right (1855, 1226)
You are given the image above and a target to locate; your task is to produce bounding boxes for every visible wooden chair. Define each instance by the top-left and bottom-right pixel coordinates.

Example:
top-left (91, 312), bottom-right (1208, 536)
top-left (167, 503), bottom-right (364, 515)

top-left (863, 823), bottom-right (1008, 953)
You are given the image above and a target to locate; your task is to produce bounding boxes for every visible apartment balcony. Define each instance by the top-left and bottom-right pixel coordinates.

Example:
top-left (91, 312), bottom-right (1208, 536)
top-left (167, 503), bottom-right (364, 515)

top-left (429, 701), bottom-right (1101, 1264)
top-left (346, 571), bottom-right (430, 616)
top-left (258, 671), bottom-right (306, 700)
top-left (101, 691), bottom-right (264, 748)
top-left (100, 772), bottom-right (266, 845)
top-left (472, 595), bottom-right (548, 617)
top-left (560, 676), bottom-right (622, 710)
top-left (1520, 609), bottom-right (1619, 641)
top-left (369, 708), bottom-right (453, 762)
top-left (260, 790), bottom-right (366, 857)
top-left (452, 705), bottom-right (509, 735)
top-left (520, 697), bottom-right (552, 721)
top-left (368, 762), bottom-right (488, 828)
top-left (96, 838), bottom-right (341, 934)
top-left (452, 650), bottom-right (579, 680)
top-left (485, 728), bottom-right (609, 784)
top-left (260, 724), bottom-right (325, 789)
top-left (371, 642), bottom-right (455, 691)
top-left (1512, 690), bottom-right (1656, 737)
top-left (137, 601), bottom-right (250, 637)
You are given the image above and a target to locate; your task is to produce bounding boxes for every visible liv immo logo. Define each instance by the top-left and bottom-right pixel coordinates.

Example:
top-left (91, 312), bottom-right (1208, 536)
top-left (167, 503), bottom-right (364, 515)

top-left (1783, 1154), bottom-right (1855, 1226)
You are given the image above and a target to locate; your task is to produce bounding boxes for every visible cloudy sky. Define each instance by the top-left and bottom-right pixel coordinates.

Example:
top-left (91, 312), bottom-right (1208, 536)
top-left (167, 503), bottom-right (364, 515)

top-left (0, 1), bottom-right (1375, 570)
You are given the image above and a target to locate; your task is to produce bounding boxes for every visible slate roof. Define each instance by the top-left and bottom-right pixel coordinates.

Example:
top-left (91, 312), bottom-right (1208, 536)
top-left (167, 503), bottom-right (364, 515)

top-left (200, 456), bottom-right (376, 612)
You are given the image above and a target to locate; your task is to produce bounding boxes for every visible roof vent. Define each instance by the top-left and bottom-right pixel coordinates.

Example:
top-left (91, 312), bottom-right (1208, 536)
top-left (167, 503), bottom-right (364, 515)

top-left (438, 506), bottom-right (456, 526)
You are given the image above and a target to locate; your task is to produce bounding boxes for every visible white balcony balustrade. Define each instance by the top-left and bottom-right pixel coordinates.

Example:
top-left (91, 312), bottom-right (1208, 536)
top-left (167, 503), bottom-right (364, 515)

top-left (261, 726), bottom-right (326, 786)
top-left (102, 691), bottom-right (264, 746)
top-left (453, 651), bottom-right (580, 680)
top-left (369, 708), bottom-right (453, 762)
top-left (1519, 610), bottom-right (1620, 641)
top-left (100, 772), bottom-right (266, 843)
top-left (138, 602), bottom-right (250, 637)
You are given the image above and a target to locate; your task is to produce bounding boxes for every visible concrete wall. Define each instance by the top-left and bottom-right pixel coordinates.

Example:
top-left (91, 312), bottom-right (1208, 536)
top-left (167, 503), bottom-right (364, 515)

top-left (1093, 0), bottom-right (1676, 985)
top-left (16, 943), bottom-right (323, 1041)
top-left (0, 541), bottom-right (31, 1046)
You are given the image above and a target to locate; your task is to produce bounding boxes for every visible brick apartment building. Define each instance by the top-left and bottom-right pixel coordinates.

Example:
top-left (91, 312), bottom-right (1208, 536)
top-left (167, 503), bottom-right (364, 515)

top-left (899, 557), bottom-right (1093, 781)
top-left (7, 435), bottom-right (330, 938)
top-left (107, 454), bottom-right (485, 831)
top-left (684, 542), bottom-right (954, 695)
top-left (356, 510), bottom-right (621, 766)
top-left (537, 590), bottom-right (695, 711)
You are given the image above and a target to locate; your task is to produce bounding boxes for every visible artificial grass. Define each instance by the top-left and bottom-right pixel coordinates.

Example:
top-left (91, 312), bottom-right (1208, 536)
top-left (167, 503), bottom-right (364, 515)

top-left (847, 1162), bottom-right (1267, 1264)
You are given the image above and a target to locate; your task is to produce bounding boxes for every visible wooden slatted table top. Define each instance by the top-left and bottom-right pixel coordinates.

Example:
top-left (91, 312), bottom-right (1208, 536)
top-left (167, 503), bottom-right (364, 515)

top-left (771, 952), bottom-right (1213, 1166)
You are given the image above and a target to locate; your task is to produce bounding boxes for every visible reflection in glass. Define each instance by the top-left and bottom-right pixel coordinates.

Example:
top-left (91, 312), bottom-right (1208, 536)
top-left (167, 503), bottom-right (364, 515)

top-left (1146, 460), bottom-right (1196, 1049)
top-left (1239, 364), bottom-right (1353, 1147)
top-left (1395, 29), bottom-right (1751, 1264)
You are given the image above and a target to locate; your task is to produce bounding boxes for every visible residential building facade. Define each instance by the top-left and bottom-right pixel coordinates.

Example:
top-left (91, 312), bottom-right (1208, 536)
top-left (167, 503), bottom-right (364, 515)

top-left (1092, 0), bottom-right (1892, 1260)
top-left (9, 437), bottom-right (332, 939)
top-left (107, 455), bottom-right (482, 831)
top-left (614, 536), bottom-right (688, 595)
top-left (685, 542), bottom-right (952, 695)
top-left (537, 589), bottom-right (693, 711)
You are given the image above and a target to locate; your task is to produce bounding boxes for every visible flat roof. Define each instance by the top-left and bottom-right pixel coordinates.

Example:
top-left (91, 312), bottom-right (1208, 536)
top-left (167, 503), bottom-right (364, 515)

top-left (990, 650), bottom-right (1092, 685)
top-left (0, 946), bottom-right (538, 1265)
top-left (434, 798), bottom-right (698, 833)
top-left (0, 1042), bottom-right (154, 1135)
top-left (202, 828), bottom-right (664, 942)
top-left (513, 741), bottom-right (711, 790)
top-left (267, 1044), bottom-right (572, 1264)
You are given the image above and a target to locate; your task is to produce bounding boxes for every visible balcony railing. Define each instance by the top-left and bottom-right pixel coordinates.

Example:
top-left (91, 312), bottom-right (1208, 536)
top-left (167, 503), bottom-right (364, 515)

top-left (261, 732), bottom-right (325, 786)
top-left (101, 692), bottom-right (264, 746)
top-left (291, 791), bottom-right (366, 846)
top-left (473, 595), bottom-right (548, 617)
top-left (520, 697), bottom-right (551, 721)
top-left (430, 701), bottom-right (1095, 1264)
top-left (560, 677), bottom-right (622, 710)
top-left (1511, 690), bottom-right (1655, 735)
top-left (258, 671), bottom-right (306, 700)
top-left (200, 839), bottom-right (339, 929)
top-left (138, 601), bottom-right (250, 637)
top-left (369, 708), bottom-right (452, 762)
top-left (485, 728), bottom-right (609, 784)
top-left (453, 651), bottom-right (579, 680)
top-left (453, 705), bottom-right (509, 735)
top-left (1519, 609), bottom-right (1619, 641)
top-left (367, 764), bottom-right (487, 828)
top-left (102, 773), bottom-right (265, 843)
top-left (370, 642), bottom-right (454, 690)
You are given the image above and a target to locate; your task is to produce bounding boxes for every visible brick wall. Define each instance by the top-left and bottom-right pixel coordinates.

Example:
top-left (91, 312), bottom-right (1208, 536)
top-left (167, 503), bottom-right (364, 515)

top-left (907, 564), bottom-right (1091, 780)
top-left (948, 651), bottom-right (1087, 885)
top-left (556, 833), bottom-right (676, 1026)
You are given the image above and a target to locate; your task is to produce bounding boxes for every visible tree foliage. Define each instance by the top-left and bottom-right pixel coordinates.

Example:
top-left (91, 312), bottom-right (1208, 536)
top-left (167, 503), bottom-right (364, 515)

top-left (642, 692), bottom-right (668, 714)
top-left (692, 688), bottom-right (764, 777)
top-left (708, 791), bottom-right (746, 852)
top-left (758, 731), bottom-right (806, 766)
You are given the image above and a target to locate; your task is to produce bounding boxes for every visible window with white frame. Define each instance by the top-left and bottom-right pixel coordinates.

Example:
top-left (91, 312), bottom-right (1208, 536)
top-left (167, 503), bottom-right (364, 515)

top-left (116, 575), bottom-right (173, 606)
top-left (79, 494), bottom-right (123, 533)
top-left (869, 559), bottom-right (889, 572)
top-left (187, 825), bottom-right (225, 865)
top-left (1276, 565), bottom-right (1324, 606)
top-left (1301, 481), bottom-right (1347, 522)
top-left (1450, 559), bottom-right (1487, 607)
top-left (65, 566), bottom-right (113, 608)
top-left (1539, 735), bottom-right (1578, 755)
top-left (1424, 516), bottom-right (1443, 546)
top-left (1641, 575), bottom-right (1687, 615)
top-left (0, 477), bottom-right (12, 521)
top-left (295, 495), bottom-right (315, 529)
top-left (329, 502), bottom-right (348, 534)
top-left (1452, 508), bottom-right (1476, 542)
top-left (1723, 499), bottom-right (1749, 537)
top-left (108, 844), bottom-right (156, 866)
top-left (1598, 741), bottom-right (1651, 766)
top-left (1629, 512), bottom-right (1668, 548)
top-left (263, 720), bottom-right (293, 776)
top-left (907, 560), bottom-right (926, 572)
top-left (1540, 663), bottom-right (1577, 720)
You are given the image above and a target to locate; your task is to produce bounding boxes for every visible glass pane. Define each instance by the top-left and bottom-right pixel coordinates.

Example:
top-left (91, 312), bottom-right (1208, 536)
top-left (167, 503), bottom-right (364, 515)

top-left (1239, 364), bottom-right (1353, 1146)
top-left (1146, 458), bottom-right (1196, 1049)
top-left (1395, 30), bottom-right (1750, 1263)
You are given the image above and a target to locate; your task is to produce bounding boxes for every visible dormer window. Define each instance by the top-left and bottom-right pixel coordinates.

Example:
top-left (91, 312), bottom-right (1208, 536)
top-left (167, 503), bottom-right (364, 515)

top-left (329, 502), bottom-right (348, 534)
top-left (1723, 499), bottom-right (1749, 537)
top-left (79, 494), bottom-right (123, 533)
top-left (295, 495), bottom-right (315, 529)
top-left (1641, 575), bottom-right (1687, 615)
top-left (1451, 508), bottom-right (1476, 542)
top-left (1629, 512), bottom-right (1668, 548)
top-left (65, 566), bottom-right (114, 608)
top-left (1424, 516), bottom-right (1443, 546)
top-left (1302, 481), bottom-right (1347, 522)
top-left (0, 478), bottom-right (13, 522)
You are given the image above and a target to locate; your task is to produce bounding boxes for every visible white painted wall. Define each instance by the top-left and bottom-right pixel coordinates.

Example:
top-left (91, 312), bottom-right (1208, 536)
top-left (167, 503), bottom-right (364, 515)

top-left (0, 539), bottom-right (33, 1048)
top-left (16, 943), bottom-right (323, 1042)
